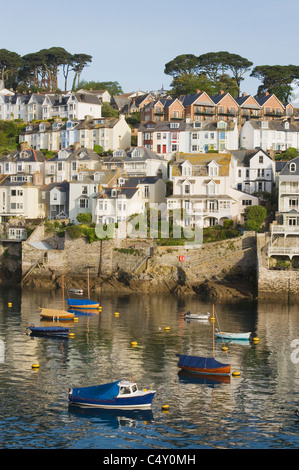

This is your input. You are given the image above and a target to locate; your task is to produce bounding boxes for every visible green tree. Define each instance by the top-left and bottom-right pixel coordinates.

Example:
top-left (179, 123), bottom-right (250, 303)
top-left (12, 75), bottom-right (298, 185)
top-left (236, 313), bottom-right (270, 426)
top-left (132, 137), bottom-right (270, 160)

top-left (244, 205), bottom-right (267, 232)
top-left (164, 54), bottom-right (200, 78)
top-left (250, 65), bottom-right (299, 101)
top-left (169, 73), bottom-right (215, 97)
top-left (0, 49), bottom-right (23, 88)
top-left (78, 80), bottom-right (123, 95)
top-left (71, 53), bottom-right (93, 91)
top-left (222, 53), bottom-right (253, 93)
top-left (101, 102), bottom-right (119, 117)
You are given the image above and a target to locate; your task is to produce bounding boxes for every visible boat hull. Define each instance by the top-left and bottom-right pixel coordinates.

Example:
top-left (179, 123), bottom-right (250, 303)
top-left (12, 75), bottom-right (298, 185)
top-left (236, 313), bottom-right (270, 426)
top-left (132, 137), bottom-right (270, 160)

top-left (68, 380), bottom-right (155, 410)
top-left (40, 308), bottom-right (75, 320)
top-left (29, 326), bottom-right (69, 336)
top-left (176, 354), bottom-right (231, 376)
top-left (68, 393), bottom-right (156, 409)
top-left (65, 298), bottom-right (100, 309)
top-left (215, 332), bottom-right (251, 340)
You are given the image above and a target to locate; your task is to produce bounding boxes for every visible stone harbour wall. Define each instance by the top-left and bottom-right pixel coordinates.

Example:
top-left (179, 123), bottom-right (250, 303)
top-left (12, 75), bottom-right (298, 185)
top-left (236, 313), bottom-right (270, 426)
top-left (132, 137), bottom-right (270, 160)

top-left (257, 233), bottom-right (299, 300)
top-left (20, 225), bottom-right (258, 298)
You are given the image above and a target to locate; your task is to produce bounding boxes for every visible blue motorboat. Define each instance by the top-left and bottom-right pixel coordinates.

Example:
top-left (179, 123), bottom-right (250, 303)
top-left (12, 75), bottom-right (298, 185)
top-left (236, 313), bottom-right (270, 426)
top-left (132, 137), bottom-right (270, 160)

top-left (68, 380), bottom-right (156, 409)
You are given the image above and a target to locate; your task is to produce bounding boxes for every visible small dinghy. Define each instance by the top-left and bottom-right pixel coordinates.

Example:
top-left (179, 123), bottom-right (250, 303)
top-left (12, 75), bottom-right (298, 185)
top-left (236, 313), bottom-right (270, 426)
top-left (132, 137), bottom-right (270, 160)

top-left (68, 289), bottom-right (83, 295)
top-left (214, 328), bottom-right (251, 340)
top-left (68, 380), bottom-right (156, 409)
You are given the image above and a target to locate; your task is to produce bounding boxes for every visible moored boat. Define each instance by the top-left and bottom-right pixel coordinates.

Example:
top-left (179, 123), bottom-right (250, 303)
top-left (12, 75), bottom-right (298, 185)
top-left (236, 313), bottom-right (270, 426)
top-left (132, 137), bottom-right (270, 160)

top-left (214, 329), bottom-right (251, 340)
top-left (68, 380), bottom-right (156, 409)
top-left (177, 304), bottom-right (231, 376)
top-left (28, 323), bottom-right (70, 336)
top-left (184, 310), bottom-right (210, 320)
top-left (65, 298), bottom-right (100, 310)
top-left (176, 354), bottom-right (231, 376)
top-left (68, 289), bottom-right (83, 295)
top-left (40, 308), bottom-right (75, 320)
top-left (66, 266), bottom-right (100, 309)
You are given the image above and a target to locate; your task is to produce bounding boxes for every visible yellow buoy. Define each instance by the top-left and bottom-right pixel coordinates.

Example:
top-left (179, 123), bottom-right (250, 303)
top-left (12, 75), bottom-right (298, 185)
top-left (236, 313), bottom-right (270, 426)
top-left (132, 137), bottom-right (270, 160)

top-left (210, 317), bottom-right (215, 322)
top-left (8, 303), bottom-right (12, 308)
top-left (164, 326), bottom-right (170, 331)
top-left (222, 346), bottom-right (228, 352)
top-left (232, 371), bottom-right (241, 377)
top-left (32, 363), bottom-right (39, 369)
top-left (131, 341), bottom-right (138, 347)
top-left (114, 312), bottom-right (119, 316)
top-left (253, 337), bottom-right (259, 342)
top-left (73, 317), bottom-right (78, 322)
top-left (162, 404), bottom-right (169, 411)
top-left (69, 333), bottom-right (75, 338)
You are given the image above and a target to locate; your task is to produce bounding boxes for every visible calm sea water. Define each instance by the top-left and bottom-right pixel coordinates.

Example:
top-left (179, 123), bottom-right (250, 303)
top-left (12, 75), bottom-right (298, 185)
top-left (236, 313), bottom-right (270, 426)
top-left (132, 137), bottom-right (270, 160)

top-left (0, 285), bottom-right (298, 450)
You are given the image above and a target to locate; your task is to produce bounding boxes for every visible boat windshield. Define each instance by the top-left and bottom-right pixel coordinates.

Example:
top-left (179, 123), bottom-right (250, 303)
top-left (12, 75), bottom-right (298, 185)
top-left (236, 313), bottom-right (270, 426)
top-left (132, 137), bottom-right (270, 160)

top-left (119, 386), bottom-right (131, 395)
top-left (131, 384), bottom-right (137, 393)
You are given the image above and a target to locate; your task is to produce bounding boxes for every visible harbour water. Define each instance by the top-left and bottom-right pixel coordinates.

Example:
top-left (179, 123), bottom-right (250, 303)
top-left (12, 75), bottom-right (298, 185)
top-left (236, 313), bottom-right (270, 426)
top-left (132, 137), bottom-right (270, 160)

top-left (0, 285), bottom-right (298, 450)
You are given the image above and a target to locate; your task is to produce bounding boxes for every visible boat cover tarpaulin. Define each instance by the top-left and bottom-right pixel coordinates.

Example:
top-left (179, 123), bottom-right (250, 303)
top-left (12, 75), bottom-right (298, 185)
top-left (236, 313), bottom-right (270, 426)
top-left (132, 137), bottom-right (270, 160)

top-left (176, 354), bottom-right (229, 370)
top-left (71, 381), bottom-right (120, 400)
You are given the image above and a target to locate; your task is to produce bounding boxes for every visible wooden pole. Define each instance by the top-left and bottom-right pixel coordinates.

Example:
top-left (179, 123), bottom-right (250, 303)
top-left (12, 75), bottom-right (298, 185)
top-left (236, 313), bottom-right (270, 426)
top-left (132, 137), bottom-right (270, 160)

top-left (62, 273), bottom-right (65, 311)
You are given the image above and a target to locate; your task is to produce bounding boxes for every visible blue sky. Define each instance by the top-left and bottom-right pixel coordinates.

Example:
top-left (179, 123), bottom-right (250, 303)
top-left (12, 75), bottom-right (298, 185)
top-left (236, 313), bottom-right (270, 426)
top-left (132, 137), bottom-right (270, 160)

top-left (1, 0), bottom-right (299, 95)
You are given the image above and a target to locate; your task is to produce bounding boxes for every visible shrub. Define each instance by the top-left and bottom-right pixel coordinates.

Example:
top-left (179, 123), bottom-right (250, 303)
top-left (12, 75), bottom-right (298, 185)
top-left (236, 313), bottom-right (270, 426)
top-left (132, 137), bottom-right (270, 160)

top-left (77, 212), bottom-right (92, 224)
top-left (66, 225), bottom-right (83, 239)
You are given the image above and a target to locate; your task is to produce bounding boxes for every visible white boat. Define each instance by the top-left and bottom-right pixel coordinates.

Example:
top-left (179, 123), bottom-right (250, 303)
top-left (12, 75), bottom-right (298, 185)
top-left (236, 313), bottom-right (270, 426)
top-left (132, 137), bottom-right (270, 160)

top-left (214, 328), bottom-right (251, 340)
top-left (184, 310), bottom-right (210, 320)
top-left (68, 289), bottom-right (83, 295)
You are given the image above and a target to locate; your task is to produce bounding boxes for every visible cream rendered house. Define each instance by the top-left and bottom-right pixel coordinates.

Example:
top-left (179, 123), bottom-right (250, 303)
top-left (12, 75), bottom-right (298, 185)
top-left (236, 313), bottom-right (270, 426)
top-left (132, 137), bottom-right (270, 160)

top-left (168, 153), bottom-right (258, 228)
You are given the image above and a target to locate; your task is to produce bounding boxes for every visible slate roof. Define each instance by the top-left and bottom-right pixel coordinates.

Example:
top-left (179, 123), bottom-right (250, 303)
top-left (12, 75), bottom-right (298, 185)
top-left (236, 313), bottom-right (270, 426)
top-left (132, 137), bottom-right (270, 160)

top-left (230, 149), bottom-right (270, 166)
top-left (247, 120), bottom-right (299, 132)
top-left (279, 157), bottom-right (299, 175)
top-left (96, 187), bottom-right (138, 200)
top-left (125, 147), bottom-right (166, 161)
top-left (40, 181), bottom-right (69, 192)
top-left (47, 147), bottom-right (102, 162)
top-left (0, 149), bottom-right (46, 162)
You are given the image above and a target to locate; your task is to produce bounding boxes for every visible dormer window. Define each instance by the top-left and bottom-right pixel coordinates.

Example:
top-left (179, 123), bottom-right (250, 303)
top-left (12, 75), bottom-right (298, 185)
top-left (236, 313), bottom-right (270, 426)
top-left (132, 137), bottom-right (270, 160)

top-left (26, 125), bottom-right (32, 132)
top-left (113, 149), bottom-right (124, 157)
top-left (217, 121), bottom-right (227, 129)
top-left (182, 161), bottom-right (192, 177)
top-left (20, 151), bottom-right (30, 159)
top-left (170, 122), bottom-right (179, 128)
top-left (284, 121), bottom-right (290, 130)
top-left (132, 149), bottom-right (141, 158)
top-left (290, 162), bottom-right (296, 172)
top-left (208, 161), bottom-right (219, 176)
top-left (261, 121), bottom-right (268, 129)
top-left (118, 178), bottom-right (125, 186)
top-left (111, 189), bottom-right (118, 197)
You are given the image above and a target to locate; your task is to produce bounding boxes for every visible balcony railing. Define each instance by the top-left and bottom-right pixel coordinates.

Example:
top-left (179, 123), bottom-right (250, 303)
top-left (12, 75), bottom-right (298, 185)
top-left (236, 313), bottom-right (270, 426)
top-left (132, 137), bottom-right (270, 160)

top-left (271, 225), bottom-right (299, 234)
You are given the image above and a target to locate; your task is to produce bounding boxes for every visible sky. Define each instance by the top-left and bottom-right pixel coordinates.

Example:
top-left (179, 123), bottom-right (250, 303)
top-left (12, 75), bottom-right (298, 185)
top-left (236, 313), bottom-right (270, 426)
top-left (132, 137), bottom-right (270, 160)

top-left (1, 0), bottom-right (299, 96)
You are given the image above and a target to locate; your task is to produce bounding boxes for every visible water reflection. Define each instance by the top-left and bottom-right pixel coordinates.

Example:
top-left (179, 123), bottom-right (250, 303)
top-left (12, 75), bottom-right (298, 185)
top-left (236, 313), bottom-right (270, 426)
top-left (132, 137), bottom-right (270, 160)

top-left (0, 287), bottom-right (298, 448)
top-left (68, 405), bottom-right (154, 429)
